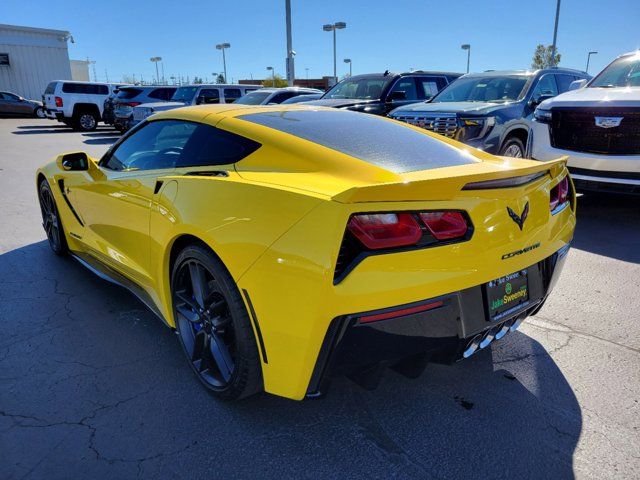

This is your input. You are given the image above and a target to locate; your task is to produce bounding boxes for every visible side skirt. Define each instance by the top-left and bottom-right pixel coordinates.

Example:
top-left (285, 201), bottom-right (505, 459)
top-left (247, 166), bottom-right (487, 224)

top-left (70, 251), bottom-right (170, 327)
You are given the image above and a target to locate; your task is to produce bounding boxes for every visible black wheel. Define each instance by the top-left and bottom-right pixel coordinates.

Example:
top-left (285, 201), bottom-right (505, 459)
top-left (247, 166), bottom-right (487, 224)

top-left (38, 180), bottom-right (68, 255)
top-left (34, 106), bottom-right (46, 118)
top-left (73, 111), bottom-right (98, 131)
top-left (171, 244), bottom-right (262, 400)
top-left (499, 136), bottom-right (525, 158)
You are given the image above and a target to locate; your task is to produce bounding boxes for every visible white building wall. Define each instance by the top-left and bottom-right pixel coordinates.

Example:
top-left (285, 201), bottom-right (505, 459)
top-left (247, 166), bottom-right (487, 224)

top-left (0, 24), bottom-right (73, 100)
top-left (70, 60), bottom-right (90, 82)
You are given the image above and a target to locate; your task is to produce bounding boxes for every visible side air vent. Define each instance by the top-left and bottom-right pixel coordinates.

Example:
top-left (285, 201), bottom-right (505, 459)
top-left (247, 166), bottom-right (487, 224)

top-left (185, 171), bottom-right (229, 177)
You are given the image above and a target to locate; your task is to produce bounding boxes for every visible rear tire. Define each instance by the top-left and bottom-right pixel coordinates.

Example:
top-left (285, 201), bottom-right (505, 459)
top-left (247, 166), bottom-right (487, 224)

top-left (73, 111), bottom-right (98, 131)
top-left (499, 137), bottom-right (525, 158)
top-left (38, 180), bottom-right (68, 256)
top-left (34, 107), bottom-right (46, 118)
top-left (171, 244), bottom-right (263, 400)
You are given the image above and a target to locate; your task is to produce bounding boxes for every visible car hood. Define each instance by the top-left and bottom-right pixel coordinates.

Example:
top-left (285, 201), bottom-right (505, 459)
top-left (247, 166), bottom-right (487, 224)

top-left (391, 101), bottom-right (508, 115)
top-left (540, 86), bottom-right (640, 109)
top-left (302, 98), bottom-right (378, 108)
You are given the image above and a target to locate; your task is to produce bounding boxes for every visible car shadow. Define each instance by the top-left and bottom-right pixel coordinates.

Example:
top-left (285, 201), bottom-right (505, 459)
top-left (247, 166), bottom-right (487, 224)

top-left (0, 240), bottom-right (582, 479)
top-left (82, 136), bottom-right (119, 145)
top-left (572, 192), bottom-right (640, 263)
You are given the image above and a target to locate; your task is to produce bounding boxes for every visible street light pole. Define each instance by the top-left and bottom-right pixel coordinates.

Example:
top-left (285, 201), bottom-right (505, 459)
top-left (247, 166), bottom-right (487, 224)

top-left (150, 57), bottom-right (162, 84)
top-left (344, 58), bottom-right (352, 77)
top-left (323, 22), bottom-right (346, 84)
top-left (216, 43), bottom-right (230, 82)
top-left (461, 44), bottom-right (470, 73)
top-left (586, 51), bottom-right (598, 73)
top-left (551, 0), bottom-right (561, 66)
top-left (285, 0), bottom-right (295, 86)
top-left (267, 66), bottom-right (275, 87)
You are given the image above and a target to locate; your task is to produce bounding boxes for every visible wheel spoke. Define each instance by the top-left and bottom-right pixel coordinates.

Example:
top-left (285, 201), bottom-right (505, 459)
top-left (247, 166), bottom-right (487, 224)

top-left (191, 330), bottom-right (207, 363)
top-left (205, 298), bottom-right (227, 317)
top-left (176, 304), bottom-right (200, 323)
top-left (188, 262), bottom-right (207, 309)
top-left (176, 289), bottom-right (200, 312)
top-left (209, 331), bottom-right (233, 382)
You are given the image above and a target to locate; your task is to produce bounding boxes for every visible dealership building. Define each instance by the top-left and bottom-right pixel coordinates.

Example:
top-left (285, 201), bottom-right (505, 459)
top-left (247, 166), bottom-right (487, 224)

top-left (0, 24), bottom-right (76, 100)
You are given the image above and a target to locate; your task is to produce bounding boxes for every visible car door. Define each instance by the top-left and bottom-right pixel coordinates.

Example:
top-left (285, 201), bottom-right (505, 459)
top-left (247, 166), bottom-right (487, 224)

top-left (384, 77), bottom-right (420, 114)
top-left (0, 92), bottom-right (30, 114)
top-left (70, 120), bottom-right (197, 288)
top-left (416, 76), bottom-right (448, 101)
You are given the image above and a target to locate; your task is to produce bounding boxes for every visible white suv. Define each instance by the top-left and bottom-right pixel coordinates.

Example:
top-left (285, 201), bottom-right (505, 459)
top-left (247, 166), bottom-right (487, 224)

top-left (43, 81), bottom-right (126, 131)
top-left (531, 51), bottom-right (640, 194)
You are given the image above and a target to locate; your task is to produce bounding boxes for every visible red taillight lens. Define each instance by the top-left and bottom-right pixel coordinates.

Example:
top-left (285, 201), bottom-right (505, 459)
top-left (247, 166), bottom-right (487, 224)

top-left (359, 300), bottom-right (444, 324)
top-left (347, 213), bottom-right (422, 250)
top-left (550, 176), bottom-right (569, 211)
top-left (55, 96), bottom-right (63, 107)
top-left (122, 102), bottom-right (141, 107)
top-left (419, 211), bottom-right (468, 240)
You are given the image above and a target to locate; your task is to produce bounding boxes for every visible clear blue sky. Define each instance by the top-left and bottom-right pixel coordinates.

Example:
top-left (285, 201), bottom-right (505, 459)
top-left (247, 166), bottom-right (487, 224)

top-left (4, 0), bottom-right (639, 83)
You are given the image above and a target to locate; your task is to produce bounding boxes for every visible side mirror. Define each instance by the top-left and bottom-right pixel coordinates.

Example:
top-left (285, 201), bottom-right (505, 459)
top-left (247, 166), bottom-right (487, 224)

top-left (57, 152), bottom-right (89, 171)
top-left (530, 93), bottom-right (554, 107)
top-left (388, 91), bottom-right (407, 102)
top-left (568, 79), bottom-right (587, 91)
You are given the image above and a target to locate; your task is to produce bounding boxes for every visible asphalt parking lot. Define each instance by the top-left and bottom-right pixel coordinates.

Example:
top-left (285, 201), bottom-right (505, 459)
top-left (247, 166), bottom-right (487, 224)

top-left (1, 117), bottom-right (638, 480)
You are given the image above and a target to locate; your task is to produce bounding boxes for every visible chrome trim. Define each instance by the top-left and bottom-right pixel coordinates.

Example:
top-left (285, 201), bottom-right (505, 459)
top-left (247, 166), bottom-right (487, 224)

top-left (550, 201), bottom-right (570, 216)
top-left (571, 173), bottom-right (640, 186)
top-left (392, 112), bottom-right (458, 138)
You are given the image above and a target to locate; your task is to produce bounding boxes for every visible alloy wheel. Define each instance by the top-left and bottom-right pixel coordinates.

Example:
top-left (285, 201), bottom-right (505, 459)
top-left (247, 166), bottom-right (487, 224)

top-left (503, 144), bottom-right (523, 158)
top-left (39, 185), bottom-right (61, 251)
top-left (173, 259), bottom-right (236, 388)
top-left (79, 114), bottom-right (96, 130)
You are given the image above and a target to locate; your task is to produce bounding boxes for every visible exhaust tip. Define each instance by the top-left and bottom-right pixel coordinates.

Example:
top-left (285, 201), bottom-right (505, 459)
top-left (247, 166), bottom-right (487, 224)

top-left (479, 326), bottom-right (499, 349)
top-left (509, 317), bottom-right (524, 332)
top-left (462, 334), bottom-right (482, 358)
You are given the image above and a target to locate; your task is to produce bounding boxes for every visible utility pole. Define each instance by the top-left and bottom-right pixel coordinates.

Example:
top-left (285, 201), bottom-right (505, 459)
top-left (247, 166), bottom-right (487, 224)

top-left (104, 68), bottom-right (109, 83)
top-left (150, 57), bottom-right (162, 84)
top-left (161, 61), bottom-right (165, 84)
top-left (216, 43), bottom-right (230, 82)
top-left (551, 0), bottom-right (561, 66)
top-left (285, 0), bottom-right (295, 86)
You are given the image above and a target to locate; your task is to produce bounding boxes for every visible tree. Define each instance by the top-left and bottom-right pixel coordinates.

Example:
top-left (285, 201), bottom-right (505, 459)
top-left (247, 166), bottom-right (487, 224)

top-left (262, 74), bottom-right (288, 88)
top-left (193, 77), bottom-right (204, 84)
top-left (531, 44), bottom-right (561, 69)
top-left (216, 74), bottom-right (226, 84)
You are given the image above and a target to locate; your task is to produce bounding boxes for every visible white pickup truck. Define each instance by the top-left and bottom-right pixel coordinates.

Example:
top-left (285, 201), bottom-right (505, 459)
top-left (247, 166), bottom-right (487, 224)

top-left (531, 51), bottom-right (640, 195)
top-left (43, 81), bottom-right (126, 131)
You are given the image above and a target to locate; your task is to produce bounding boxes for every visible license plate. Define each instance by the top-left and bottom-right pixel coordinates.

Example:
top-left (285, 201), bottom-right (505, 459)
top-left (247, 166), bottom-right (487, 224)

top-left (486, 270), bottom-right (529, 321)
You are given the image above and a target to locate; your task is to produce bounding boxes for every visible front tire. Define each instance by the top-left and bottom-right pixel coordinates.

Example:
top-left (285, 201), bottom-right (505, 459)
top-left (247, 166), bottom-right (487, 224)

top-left (73, 111), bottom-right (98, 131)
top-left (499, 136), bottom-right (525, 158)
top-left (171, 244), bottom-right (262, 400)
top-left (34, 107), bottom-right (46, 118)
top-left (38, 180), bottom-right (68, 256)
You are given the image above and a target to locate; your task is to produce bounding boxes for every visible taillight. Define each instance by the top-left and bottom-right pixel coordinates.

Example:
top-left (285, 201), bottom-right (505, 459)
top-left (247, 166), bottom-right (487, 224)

top-left (55, 96), bottom-right (63, 107)
top-left (550, 176), bottom-right (569, 211)
top-left (419, 211), bottom-right (468, 240)
top-left (347, 213), bottom-right (422, 250)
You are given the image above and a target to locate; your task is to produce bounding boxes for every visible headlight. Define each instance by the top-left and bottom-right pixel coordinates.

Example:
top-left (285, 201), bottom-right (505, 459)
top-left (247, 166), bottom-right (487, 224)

top-left (534, 107), bottom-right (552, 124)
top-left (459, 116), bottom-right (495, 140)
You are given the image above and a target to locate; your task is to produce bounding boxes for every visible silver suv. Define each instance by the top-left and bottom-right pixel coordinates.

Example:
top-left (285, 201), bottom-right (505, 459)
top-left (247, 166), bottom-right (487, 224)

top-left (113, 86), bottom-right (177, 131)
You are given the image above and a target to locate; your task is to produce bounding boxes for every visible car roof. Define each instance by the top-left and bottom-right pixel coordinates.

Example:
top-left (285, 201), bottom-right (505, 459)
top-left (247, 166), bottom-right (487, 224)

top-left (465, 68), bottom-right (588, 77)
top-left (175, 84), bottom-right (261, 88)
top-left (341, 71), bottom-right (462, 81)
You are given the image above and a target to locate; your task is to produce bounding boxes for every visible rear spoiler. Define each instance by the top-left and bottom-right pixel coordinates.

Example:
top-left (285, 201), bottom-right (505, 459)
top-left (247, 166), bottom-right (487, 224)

top-left (331, 157), bottom-right (568, 203)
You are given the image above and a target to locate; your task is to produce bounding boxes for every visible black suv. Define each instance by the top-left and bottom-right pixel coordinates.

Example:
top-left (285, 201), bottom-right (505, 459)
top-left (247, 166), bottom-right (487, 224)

top-left (304, 71), bottom-right (461, 116)
top-left (389, 68), bottom-right (590, 157)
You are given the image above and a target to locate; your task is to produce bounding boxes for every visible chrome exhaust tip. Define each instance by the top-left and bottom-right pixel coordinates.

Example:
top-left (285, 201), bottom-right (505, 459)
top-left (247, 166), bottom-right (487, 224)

top-left (494, 321), bottom-right (511, 341)
top-left (462, 334), bottom-right (482, 358)
top-left (479, 326), bottom-right (499, 349)
top-left (509, 317), bottom-right (524, 332)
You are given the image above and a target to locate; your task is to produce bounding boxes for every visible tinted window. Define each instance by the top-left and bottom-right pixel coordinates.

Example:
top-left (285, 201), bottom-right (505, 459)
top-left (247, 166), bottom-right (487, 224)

top-left (102, 120), bottom-right (197, 171)
top-left (62, 83), bottom-right (109, 95)
top-left (433, 75), bottom-right (529, 103)
top-left (532, 74), bottom-right (558, 99)
top-left (177, 124), bottom-right (261, 167)
top-left (2, 92), bottom-right (19, 100)
top-left (235, 90), bottom-right (272, 105)
top-left (198, 88), bottom-right (220, 104)
top-left (389, 78), bottom-right (418, 100)
top-left (269, 91), bottom-right (298, 104)
top-left (239, 110), bottom-right (476, 173)
top-left (171, 87), bottom-right (199, 103)
top-left (555, 74), bottom-right (577, 93)
top-left (117, 88), bottom-right (143, 99)
top-left (148, 88), bottom-right (175, 100)
top-left (418, 76), bottom-right (446, 99)
top-left (44, 82), bottom-right (57, 94)
top-left (323, 76), bottom-right (393, 100)
top-left (223, 88), bottom-right (242, 103)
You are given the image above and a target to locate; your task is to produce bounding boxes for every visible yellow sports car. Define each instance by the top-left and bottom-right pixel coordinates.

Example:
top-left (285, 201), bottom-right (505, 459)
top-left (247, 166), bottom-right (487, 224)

top-left (36, 104), bottom-right (575, 401)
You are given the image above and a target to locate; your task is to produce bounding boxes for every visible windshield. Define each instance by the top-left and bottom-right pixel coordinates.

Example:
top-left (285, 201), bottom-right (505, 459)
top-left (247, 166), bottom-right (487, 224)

top-left (323, 76), bottom-right (392, 100)
top-left (171, 87), bottom-right (199, 103)
top-left (432, 75), bottom-right (529, 103)
top-left (590, 53), bottom-right (640, 88)
top-left (235, 91), bottom-right (272, 105)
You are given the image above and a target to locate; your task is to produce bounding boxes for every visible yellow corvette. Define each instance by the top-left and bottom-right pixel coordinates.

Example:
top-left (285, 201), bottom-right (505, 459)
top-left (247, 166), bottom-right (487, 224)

top-left (36, 104), bottom-right (575, 400)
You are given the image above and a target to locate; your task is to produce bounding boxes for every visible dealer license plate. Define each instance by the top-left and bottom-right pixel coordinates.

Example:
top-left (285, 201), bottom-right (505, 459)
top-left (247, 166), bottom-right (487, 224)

top-left (486, 270), bottom-right (529, 321)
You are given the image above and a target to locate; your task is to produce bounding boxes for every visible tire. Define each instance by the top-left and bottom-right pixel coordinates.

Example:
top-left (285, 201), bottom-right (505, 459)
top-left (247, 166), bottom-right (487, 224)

top-left (171, 244), bottom-right (263, 400)
top-left (73, 111), bottom-right (98, 131)
top-left (34, 107), bottom-right (46, 118)
top-left (499, 136), bottom-right (525, 158)
top-left (38, 180), bottom-right (69, 256)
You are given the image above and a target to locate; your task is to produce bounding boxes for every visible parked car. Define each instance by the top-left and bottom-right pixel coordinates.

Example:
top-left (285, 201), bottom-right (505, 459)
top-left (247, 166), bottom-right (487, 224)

top-left (234, 87), bottom-right (322, 105)
top-left (304, 71), bottom-right (461, 115)
top-left (280, 93), bottom-right (323, 104)
top-left (36, 104), bottom-right (574, 400)
top-left (389, 68), bottom-right (590, 157)
top-left (42, 81), bottom-right (128, 131)
top-left (0, 91), bottom-right (45, 117)
top-left (130, 84), bottom-right (261, 128)
top-left (113, 85), bottom-right (177, 131)
top-left (102, 90), bottom-right (118, 126)
top-left (532, 51), bottom-right (640, 194)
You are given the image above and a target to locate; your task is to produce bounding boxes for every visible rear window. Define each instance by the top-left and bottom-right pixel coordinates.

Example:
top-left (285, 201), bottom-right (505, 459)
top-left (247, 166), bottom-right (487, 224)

top-left (44, 82), bottom-right (57, 95)
top-left (223, 88), bottom-right (242, 103)
top-left (62, 83), bottom-right (109, 95)
top-left (238, 110), bottom-right (476, 173)
top-left (148, 88), bottom-right (176, 100)
top-left (117, 88), bottom-right (143, 99)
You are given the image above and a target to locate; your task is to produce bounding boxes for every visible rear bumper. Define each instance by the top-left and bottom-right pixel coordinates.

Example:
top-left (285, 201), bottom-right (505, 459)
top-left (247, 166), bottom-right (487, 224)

top-left (306, 244), bottom-right (570, 396)
top-left (114, 115), bottom-right (131, 130)
top-left (45, 109), bottom-right (64, 121)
